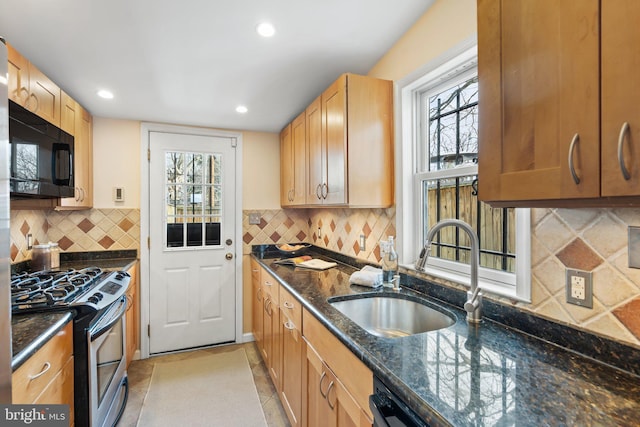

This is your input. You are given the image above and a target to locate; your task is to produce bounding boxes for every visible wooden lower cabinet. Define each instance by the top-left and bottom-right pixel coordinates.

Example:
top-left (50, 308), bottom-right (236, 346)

top-left (125, 263), bottom-right (139, 368)
top-left (12, 322), bottom-right (74, 425)
top-left (280, 286), bottom-right (303, 426)
top-left (251, 262), bottom-right (373, 427)
top-left (304, 341), bottom-right (371, 427)
top-left (261, 270), bottom-right (281, 389)
top-left (251, 259), bottom-right (264, 354)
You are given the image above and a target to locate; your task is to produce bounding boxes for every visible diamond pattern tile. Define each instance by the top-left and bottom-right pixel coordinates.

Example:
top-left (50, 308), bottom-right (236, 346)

top-left (10, 209), bottom-right (141, 263)
top-left (99, 236), bottom-right (116, 249)
top-left (613, 298), bottom-right (640, 340)
top-left (556, 238), bottom-right (603, 271)
top-left (78, 218), bottom-right (95, 233)
top-left (20, 221), bottom-right (29, 236)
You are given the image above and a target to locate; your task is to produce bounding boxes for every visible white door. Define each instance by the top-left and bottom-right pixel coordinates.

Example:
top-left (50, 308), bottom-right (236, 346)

top-left (148, 130), bottom-right (236, 354)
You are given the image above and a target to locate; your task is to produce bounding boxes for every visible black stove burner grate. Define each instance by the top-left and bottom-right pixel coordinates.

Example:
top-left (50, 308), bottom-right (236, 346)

top-left (11, 267), bottom-right (105, 312)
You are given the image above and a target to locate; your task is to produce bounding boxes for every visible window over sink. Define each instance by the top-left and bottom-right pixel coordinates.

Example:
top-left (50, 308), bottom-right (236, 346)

top-left (396, 42), bottom-right (531, 301)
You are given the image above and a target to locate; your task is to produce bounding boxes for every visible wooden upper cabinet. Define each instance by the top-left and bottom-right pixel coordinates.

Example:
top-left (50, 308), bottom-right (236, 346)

top-left (60, 91), bottom-right (78, 135)
top-left (601, 0), bottom-right (640, 197)
top-left (7, 44), bottom-right (30, 106)
top-left (281, 123), bottom-right (293, 206)
top-left (58, 105), bottom-right (93, 209)
top-left (478, 0), bottom-right (600, 205)
top-left (7, 43), bottom-right (61, 126)
top-left (306, 96), bottom-right (323, 205)
top-left (281, 112), bottom-right (307, 207)
top-left (291, 112), bottom-right (307, 205)
top-left (297, 73), bottom-right (393, 208)
top-left (321, 75), bottom-right (348, 205)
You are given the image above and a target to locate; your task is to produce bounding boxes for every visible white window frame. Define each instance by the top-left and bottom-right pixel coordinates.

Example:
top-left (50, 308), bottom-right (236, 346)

top-left (395, 39), bottom-right (531, 302)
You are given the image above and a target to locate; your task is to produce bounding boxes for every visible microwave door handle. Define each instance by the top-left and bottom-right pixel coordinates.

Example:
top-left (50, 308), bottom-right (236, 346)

top-left (51, 143), bottom-right (72, 185)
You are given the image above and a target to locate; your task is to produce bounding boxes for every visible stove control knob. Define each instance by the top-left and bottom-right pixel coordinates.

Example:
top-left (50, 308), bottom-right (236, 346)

top-left (88, 296), bottom-right (100, 304)
top-left (94, 292), bottom-right (104, 300)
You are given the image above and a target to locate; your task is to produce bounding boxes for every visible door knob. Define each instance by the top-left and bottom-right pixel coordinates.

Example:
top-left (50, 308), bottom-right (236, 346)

top-left (226, 239), bottom-right (233, 245)
top-left (225, 253), bottom-right (233, 260)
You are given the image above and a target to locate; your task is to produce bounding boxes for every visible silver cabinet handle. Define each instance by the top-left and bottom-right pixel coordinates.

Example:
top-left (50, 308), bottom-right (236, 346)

top-left (326, 381), bottom-right (336, 410)
top-left (264, 280), bottom-right (272, 287)
top-left (28, 362), bottom-right (51, 380)
top-left (321, 183), bottom-right (328, 199)
top-left (283, 301), bottom-right (294, 309)
top-left (319, 371), bottom-right (329, 398)
top-left (568, 133), bottom-right (580, 185)
top-left (284, 320), bottom-right (295, 330)
top-left (316, 184), bottom-right (322, 200)
top-left (618, 122), bottom-right (631, 180)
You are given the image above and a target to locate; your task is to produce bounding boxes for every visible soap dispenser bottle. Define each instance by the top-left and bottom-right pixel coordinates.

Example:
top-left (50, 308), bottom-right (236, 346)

top-left (381, 236), bottom-right (398, 285)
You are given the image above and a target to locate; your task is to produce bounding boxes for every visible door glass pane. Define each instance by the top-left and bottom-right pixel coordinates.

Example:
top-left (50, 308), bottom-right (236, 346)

top-left (165, 151), bottom-right (223, 249)
top-left (166, 152), bottom-right (184, 184)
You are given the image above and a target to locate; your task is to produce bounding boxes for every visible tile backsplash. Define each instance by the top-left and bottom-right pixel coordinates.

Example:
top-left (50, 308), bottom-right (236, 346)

top-left (243, 207), bottom-right (640, 349)
top-left (11, 209), bottom-right (141, 263)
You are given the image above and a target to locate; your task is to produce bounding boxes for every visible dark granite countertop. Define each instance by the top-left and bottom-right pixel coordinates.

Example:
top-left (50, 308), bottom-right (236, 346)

top-left (253, 249), bottom-right (640, 426)
top-left (11, 311), bottom-right (73, 371)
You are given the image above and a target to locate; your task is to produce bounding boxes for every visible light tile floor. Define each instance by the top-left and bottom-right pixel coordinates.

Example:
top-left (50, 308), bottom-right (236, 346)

top-left (117, 342), bottom-right (290, 427)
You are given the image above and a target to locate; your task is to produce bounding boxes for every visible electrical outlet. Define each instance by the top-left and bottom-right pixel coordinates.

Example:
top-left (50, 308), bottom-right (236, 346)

top-left (317, 227), bottom-right (322, 239)
top-left (248, 212), bottom-right (261, 225)
top-left (571, 275), bottom-right (585, 299)
top-left (566, 269), bottom-right (593, 308)
top-left (359, 234), bottom-right (366, 251)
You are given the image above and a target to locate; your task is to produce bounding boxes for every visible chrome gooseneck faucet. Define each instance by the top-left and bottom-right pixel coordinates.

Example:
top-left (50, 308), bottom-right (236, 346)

top-left (415, 219), bottom-right (483, 323)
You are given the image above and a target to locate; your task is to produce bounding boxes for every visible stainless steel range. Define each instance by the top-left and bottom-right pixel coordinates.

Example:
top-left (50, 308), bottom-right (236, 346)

top-left (11, 267), bottom-right (131, 427)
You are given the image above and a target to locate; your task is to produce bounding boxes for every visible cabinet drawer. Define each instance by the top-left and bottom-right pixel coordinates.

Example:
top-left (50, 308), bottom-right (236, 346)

top-left (250, 258), bottom-right (261, 282)
top-left (13, 322), bottom-right (73, 404)
top-left (262, 270), bottom-right (279, 301)
top-left (34, 356), bottom-right (74, 425)
top-left (279, 285), bottom-right (302, 328)
top-left (302, 309), bottom-right (372, 419)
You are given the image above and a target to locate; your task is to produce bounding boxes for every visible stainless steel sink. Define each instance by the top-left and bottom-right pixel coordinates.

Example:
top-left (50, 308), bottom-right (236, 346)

top-left (328, 295), bottom-right (455, 338)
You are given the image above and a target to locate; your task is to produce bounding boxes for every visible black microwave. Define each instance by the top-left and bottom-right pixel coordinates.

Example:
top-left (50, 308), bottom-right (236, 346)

top-left (9, 100), bottom-right (75, 198)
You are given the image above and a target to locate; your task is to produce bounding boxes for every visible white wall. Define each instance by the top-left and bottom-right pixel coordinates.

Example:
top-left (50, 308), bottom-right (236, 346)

top-left (92, 118), bottom-right (141, 208)
top-left (91, 119), bottom-right (280, 210)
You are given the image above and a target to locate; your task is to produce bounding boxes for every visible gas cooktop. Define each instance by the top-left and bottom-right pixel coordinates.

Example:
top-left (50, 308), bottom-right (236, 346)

top-left (11, 267), bottom-right (129, 313)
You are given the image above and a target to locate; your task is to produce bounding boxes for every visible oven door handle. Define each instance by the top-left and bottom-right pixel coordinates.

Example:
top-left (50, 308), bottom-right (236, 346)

top-left (90, 296), bottom-right (127, 341)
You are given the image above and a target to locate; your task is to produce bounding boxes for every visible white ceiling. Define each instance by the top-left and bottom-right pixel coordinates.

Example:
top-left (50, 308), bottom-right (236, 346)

top-left (1, 0), bottom-right (434, 132)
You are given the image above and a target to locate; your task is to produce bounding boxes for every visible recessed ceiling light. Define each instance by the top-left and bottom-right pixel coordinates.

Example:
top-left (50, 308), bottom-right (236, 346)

top-left (236, 105), bottom-right (248, 114)
top-left (97, 89), bottom-right (114, 99)
top-left (256, 22), bottom-right (275, 38)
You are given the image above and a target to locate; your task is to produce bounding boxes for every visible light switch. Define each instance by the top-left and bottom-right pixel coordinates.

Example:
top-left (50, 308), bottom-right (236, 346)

top-left (113, 187), bottom-right (125, 202)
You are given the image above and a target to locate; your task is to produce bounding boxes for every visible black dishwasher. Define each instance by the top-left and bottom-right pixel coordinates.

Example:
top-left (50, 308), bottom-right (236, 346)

top-left (370, 377), bottom-right (429, 427)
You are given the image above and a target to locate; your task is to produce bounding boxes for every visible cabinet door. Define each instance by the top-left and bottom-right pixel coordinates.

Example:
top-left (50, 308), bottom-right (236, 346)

top-left (60, 91), bottom-right (77, 135)
top-left (280, 124), bottom-right (294, 206)
top-left (306, 96), bottom-right (323, 204)
top-left (305, 341), bottom-right (337, 427)
top-left (125, 264), bottom-right (138, 368)
top-left (28, 64), bottom-right (61, 126)
top-left (58, 106), bottom-right (93, 209)
top-left (291, 111), bottom-right (307, 205)
top-left (322, 75), bottom-right (348, 205)
top-left (7, 44), bottom-right (30, 107)
top-left (478, 0), bottom-right (600, 204)
top-left (251, 260), bottom-right (264, 351)
top-left (601, 0), bottom-right (640, 196)
top-left (280, 311), bottom-right (302, 426)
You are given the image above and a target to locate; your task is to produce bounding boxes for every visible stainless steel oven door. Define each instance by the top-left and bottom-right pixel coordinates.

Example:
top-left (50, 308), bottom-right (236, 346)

top-left (88, 296), bottom-right (128, 427)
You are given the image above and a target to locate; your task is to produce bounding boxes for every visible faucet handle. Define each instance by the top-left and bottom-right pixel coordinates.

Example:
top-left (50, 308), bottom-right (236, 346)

top-left (464, 287), bottom-right (483, 323)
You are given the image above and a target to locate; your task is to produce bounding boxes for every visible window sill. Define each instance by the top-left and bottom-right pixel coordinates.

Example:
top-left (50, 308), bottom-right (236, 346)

top-left (400, 261), bottom-right (531, 304)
